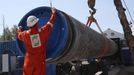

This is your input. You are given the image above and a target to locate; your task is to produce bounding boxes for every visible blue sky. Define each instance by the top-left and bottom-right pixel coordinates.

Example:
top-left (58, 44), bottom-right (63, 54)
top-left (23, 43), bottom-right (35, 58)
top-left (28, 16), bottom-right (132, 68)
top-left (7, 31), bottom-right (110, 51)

top-left (0, 0), bottom-right (134, 35)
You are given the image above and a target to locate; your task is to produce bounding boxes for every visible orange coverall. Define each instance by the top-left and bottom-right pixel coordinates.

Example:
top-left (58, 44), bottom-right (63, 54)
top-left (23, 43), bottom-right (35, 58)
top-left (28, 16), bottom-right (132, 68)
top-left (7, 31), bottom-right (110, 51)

top-left (17, 11), bottom-right (56, 75)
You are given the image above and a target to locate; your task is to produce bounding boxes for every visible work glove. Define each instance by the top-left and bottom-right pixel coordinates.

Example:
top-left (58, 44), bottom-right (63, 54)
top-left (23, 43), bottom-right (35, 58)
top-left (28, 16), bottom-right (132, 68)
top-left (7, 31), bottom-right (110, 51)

top-left (51, 7), bottom-right (56, 14)
top-left (18, 26), bottom-right (22, 30)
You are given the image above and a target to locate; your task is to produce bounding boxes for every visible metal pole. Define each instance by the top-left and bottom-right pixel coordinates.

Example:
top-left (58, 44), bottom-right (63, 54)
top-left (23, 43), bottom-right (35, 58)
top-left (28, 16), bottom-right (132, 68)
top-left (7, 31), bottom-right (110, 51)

top-left (2, 15), bottom-right (6, 41)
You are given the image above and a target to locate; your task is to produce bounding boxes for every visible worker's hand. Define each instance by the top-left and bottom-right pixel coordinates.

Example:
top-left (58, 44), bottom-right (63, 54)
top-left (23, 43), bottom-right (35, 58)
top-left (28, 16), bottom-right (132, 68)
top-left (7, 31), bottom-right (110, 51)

top-left (51, 7), bottom-right (56, 14)
top-left (18, 26), bottom-right (22, 30)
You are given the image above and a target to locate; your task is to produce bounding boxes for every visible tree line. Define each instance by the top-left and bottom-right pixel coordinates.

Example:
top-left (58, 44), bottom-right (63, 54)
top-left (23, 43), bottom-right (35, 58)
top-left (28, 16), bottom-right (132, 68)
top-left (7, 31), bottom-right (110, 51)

top-left (0, 25), bottom-right (18, 41)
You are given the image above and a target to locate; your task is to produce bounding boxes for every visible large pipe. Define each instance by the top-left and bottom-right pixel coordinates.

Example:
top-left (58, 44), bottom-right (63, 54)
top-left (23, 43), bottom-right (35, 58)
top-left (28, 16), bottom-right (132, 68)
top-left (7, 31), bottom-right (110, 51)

top-left (47, 12), bottom-right (118, 63)
top-left (17, 7), bottom-right (118, 64)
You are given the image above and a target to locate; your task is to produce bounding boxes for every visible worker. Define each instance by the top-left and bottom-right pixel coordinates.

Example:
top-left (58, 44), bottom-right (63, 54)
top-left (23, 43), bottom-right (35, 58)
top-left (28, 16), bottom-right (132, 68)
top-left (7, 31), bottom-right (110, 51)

top-left (16, 7), bottom-right (56, 75)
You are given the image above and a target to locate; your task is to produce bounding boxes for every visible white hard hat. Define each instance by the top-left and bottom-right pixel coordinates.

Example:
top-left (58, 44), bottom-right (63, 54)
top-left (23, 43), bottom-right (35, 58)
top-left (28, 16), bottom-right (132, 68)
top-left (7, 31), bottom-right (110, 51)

top-left (27, 15), bottom-right (39, 27)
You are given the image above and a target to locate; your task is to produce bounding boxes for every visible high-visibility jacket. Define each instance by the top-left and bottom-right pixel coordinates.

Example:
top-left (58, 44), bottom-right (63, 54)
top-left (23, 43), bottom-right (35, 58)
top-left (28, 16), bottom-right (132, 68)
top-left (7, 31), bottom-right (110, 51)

top-left (17, 11), bottom-right (56, 75)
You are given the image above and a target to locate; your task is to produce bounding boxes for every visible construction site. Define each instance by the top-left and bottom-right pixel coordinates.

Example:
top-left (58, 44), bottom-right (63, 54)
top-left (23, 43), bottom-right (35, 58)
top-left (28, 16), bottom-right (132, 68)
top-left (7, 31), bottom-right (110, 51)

top-left (0, 0), bottom-right (134, 75)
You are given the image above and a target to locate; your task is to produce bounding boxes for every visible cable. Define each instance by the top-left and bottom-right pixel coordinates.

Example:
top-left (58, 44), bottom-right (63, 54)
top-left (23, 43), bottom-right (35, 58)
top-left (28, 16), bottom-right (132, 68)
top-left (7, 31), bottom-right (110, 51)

top-left (95, 20), bottom-right (103, 34)
top-left (122, 0), bottom-right (134, 26)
